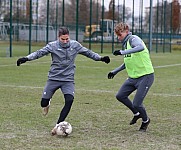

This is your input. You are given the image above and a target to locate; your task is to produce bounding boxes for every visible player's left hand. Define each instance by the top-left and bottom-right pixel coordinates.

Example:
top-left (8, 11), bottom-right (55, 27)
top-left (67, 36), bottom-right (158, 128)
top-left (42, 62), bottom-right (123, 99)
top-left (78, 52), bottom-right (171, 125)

top-left (113, 50), bottom-right (122, 56)
top-left (101, 56), bottom-right (110, 64)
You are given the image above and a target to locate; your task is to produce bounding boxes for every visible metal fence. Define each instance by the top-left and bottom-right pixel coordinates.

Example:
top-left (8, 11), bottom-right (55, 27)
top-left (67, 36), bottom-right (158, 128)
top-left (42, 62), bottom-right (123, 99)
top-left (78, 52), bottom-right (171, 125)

top-left (0, 0), bottom-right (181, 57)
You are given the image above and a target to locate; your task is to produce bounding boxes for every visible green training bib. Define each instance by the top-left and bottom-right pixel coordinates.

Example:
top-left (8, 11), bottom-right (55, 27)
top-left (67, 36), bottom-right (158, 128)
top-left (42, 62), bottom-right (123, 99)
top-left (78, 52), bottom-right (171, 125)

top-left (124, 40), bottom-right (154, 78)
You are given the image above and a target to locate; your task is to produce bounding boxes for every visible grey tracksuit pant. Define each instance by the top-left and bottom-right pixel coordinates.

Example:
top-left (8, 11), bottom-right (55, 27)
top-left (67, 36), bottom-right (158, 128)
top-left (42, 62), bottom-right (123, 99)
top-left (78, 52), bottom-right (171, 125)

top-left (116, 73), bottom-right (154, 121)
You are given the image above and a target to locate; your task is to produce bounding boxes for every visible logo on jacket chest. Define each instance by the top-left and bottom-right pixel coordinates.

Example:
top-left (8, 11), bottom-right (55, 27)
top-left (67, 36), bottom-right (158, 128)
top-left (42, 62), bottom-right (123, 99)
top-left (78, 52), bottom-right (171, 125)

top-left (58, 48), bottom-right (74, 51)
top-left (124, 54), bottom-right (131, 58)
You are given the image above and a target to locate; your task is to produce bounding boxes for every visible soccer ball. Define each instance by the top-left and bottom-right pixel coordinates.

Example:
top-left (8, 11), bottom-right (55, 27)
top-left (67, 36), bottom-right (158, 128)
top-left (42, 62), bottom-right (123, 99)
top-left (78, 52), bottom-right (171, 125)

top-left (56, 121), bottom-right (72, 136)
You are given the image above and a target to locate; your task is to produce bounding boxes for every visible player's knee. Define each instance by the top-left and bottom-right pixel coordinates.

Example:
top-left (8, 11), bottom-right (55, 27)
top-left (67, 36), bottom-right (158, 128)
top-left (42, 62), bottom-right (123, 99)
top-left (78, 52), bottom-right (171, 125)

top-left (64, 94), bottom-right (74, 104)
top-left (41, 98), bottom-right (50, 107)
top-left (116, 93), bottom-right (124, 102)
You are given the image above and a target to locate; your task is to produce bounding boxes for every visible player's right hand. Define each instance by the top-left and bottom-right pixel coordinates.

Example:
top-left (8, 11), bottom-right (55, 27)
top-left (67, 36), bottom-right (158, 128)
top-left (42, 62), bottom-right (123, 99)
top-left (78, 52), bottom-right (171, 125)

top-left (113, 50), bottom-right (122, 55)
top-left (108, 72), bottom-right (115, 79)
top-left (17, 57), bottom-right (28, 66)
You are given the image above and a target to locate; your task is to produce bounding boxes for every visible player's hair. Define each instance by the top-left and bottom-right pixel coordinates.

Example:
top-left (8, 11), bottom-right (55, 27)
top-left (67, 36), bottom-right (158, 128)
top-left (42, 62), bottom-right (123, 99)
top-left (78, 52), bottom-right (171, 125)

top-left (58, 27), bottom-right (69, 37)
top-left (114, 22), bottom-right (129, 35)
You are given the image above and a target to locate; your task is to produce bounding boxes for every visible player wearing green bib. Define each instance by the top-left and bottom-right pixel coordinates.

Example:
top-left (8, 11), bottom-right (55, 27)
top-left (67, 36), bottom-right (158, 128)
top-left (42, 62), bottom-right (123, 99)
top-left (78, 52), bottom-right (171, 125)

top-left (108, 22), bottom-right (154, 132)
top-left (124, 40), bottom-right (154, 78)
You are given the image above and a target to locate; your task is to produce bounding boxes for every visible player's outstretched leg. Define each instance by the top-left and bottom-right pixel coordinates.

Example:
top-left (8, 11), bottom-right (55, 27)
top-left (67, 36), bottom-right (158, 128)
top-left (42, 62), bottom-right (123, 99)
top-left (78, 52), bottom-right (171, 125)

top-left (51, 94), bottom-right (74, 135)
top-left (41, 98), bottom-right (51, 116)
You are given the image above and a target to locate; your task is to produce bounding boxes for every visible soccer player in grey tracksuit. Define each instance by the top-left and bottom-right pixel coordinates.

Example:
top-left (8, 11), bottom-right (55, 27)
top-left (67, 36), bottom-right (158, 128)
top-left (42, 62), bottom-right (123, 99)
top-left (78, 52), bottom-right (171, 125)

top-left (17, 27), bottom-right (110, 135)
top-left (108, 22), bottom-right (154, 132)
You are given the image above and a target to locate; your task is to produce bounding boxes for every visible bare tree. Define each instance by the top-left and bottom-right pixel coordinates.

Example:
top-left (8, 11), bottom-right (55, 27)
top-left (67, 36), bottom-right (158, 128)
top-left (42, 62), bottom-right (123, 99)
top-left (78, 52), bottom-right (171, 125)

top-left (65, 0), bottom-right (102, 26)
top-left (107, 0), bottom-right (119, 20)
top-left (91, 0), bottom-right (102, 24)
top-left (116, 4), bottom-right (131, 22)
top-left (79, 0), bottom-right (89, 25)
top-left (145, 1), bottom-right (173, 33)
top-left (3, 0), bottom-right (29, 23)
top-left (65, 0), bottom-right (77, 25)
top-left (172, 0), bottom-right (180, 33)
top-left (39, 0), bottom-right (62, 26)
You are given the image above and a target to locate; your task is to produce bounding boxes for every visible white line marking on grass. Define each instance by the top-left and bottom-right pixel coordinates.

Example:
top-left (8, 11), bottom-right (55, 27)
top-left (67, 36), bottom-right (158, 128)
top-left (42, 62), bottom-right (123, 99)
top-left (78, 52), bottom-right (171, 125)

top-left (76, 89), bottom-right (181, 97)
top-left (0, 84), bottom-right (43, 89)
top-left (1, 62), bottom-right (181, 69)
top-left (154, 63), bottom-right (181, 68)
top-left (152, 93), bottom-right (181, 97)
top-left (0, 64), bottom-right (16, 67)
top-left (1, 84), bottom-right (181, 97)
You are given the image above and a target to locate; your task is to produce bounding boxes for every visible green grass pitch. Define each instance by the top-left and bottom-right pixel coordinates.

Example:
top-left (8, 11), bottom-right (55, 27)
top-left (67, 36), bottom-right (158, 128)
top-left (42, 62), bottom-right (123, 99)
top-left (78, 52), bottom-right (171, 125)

top-left (0, 50), bottom-right (181, 149)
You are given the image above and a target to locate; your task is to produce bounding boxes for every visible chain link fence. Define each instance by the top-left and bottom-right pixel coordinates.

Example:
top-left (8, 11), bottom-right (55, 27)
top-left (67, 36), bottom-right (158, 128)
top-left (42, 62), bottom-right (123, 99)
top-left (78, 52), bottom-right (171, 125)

top-left (0, 0), bottom-right (181, 57)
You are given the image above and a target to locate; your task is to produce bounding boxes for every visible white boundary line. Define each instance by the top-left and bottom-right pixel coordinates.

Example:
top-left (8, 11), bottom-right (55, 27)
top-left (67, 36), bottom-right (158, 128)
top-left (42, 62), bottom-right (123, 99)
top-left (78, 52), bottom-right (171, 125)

top-left (0, 62), bottom-right (181, 68)
top-left (0, 84), bottom-right (180, 97)
top-left (0, 61), bottom-right (49, 67)
top-left (0, 63), bottom-right (180, 97)
top-left (154, 63), bottom-right (181, 68)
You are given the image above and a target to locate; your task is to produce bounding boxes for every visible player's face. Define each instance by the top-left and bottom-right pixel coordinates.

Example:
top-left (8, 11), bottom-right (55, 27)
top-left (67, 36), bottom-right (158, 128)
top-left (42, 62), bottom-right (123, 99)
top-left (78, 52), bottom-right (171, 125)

top-left (116, 30), bottom-right (128, 41)
top-left (59, 34), bottom-right (70, 43)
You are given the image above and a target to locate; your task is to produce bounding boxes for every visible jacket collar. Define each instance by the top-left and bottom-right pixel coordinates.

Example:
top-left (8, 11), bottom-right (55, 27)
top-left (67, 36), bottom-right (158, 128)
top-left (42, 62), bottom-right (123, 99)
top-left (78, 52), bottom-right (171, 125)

top-left (122, 32), bottom-right (132, 46)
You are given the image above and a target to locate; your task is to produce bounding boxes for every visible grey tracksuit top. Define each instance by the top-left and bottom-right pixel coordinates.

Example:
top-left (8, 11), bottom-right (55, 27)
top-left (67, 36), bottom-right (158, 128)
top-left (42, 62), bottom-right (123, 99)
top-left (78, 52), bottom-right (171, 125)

top-left (26, 40), bottom-right (102, 81)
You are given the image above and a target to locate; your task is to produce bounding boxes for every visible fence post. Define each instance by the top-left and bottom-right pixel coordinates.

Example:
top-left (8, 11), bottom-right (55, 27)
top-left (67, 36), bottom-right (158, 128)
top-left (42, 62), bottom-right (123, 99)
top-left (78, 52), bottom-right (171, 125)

top-left (101, 0), bottom-right (104, 53)
top-left (9, 0), bottom-right (12, 57)
top-left (89, 0), bottom-right (92, 50)
top-left (132, 0), bottom-right (135, 34)
top-left (76, 0), bottom-right (79, 41)
top-left (112, 0), bottom-right (115, 53)
top-left (36, 0), bottom-right (38, 42)
top-left (149, 0), bottom-right (153, 52)
top-left (29, 0), bottom-right (32, 54)
top-left (46, 0), bottom-right (49, 44)
top-left (169, 1), bottom-right (172, 53)
top-left (62, 0), bottom-right (65, 26)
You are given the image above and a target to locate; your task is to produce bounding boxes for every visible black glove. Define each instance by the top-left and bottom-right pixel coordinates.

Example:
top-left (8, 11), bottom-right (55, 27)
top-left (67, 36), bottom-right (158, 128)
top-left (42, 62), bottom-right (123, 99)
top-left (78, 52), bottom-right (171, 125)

top-left (113, 50), bottom-right (122, 56)
top-left (101, 56), bottom-right (110, 64)
top-left (108, 72), bottom-right (115, 79)
top-left (17, 57), bottom-right (28, 66)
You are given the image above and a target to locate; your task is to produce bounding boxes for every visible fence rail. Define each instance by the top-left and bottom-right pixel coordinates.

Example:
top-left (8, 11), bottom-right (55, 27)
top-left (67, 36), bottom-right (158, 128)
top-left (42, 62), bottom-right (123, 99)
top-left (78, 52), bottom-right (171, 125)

top-left (0, 0), bottom-right (181, 56)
